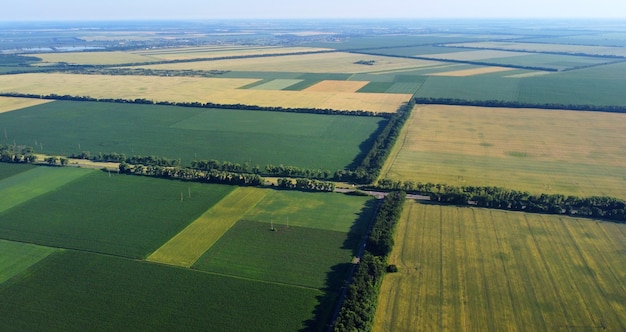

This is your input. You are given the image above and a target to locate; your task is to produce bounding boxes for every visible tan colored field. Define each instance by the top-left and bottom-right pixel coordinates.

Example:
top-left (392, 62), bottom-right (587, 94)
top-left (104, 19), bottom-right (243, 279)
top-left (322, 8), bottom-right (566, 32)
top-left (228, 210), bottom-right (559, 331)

top-left (304, 80), bottom-right (369, 93)
top-left (427, 66), bottom-right (514, 76)
top-left (422, 49), bottom-right (529, 61)
top-left (0, 97), bottom-right (53, 114)
top-left (448, 42), bottom-right (626, 57)
top-left (131, 46), bottom-right (331, 61)
top-left (0, 73), bottom-right (409, 113)
top-left (373, 202), bottom-right (626, 331)
top-left (29, 51), bottom-right (157, 65)
top-left (147, 187), bottom-right (268, 267)
top-left (135, 52), bottom-right (442, 74)
top-left (504, 71), bottom-right (553, 78)
top-left (381, 104), bottom-right (626, 198)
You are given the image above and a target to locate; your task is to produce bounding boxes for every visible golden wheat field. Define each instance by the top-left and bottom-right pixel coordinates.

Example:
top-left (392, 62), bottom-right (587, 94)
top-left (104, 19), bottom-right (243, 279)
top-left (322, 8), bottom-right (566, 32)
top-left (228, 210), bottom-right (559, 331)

top-left (0, 73), bottom-right (409, 113)
top-left (135, 52), bottom-right (441, 73)
top-left (380, 104), bottom-right (626, 198)
top-left (373, 201), bottom-right (626, 331)
top-left (0, 96), bottom-right (53, 114)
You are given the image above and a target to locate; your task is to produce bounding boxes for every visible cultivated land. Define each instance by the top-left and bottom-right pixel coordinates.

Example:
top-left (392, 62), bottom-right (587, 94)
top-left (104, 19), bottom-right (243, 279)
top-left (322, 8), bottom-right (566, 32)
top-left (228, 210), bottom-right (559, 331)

top-left (381, 104), bottom-right (626, 198)
top-left (0, 96), bottom-right (53, 113)
top-left (373, 202), bottom-right (626, 331)
top-left (147, 187), bottom-right (268, 267)
top-left (131, 46), bottom-right (332, 60)
top-left (448, 41), bottom-right (626, 57)
top-left (29, 51), bottom-right (157, 65)
top-left (0, 100), bottom-right (385, 169)
top-left (0, 240), bottom-right (58, 284)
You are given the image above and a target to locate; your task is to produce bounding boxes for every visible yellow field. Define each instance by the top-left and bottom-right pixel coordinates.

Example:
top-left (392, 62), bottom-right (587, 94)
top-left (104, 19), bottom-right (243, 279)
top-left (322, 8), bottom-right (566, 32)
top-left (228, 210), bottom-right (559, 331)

top-left (146, 187), bottom-right (268, 268)
top-left (0, 96), bottom-right (53, 114)
top-left (427, 66), bottom-right (514, 76)
top-left (381, 104), bottom-right (626, 198)
top-left (448, 42), bottom-right (626, 57)
top-left (28, 51), bottom-right (157, 65)
top-left (373, 201), bottom-right (626, 331)
top-left (0, 73), bottom-right (409, 113)
top-left (135, 52), bottom-right (441, 74)
top-left (131, 46), bottom-right (331, 61)
top-left (304, 80), bottom-right (369, 93)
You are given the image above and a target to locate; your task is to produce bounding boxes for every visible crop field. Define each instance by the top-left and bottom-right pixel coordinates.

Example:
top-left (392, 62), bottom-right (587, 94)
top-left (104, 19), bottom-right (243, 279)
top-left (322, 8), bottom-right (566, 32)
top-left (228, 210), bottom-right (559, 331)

top-left (381, 104), bottom-right (626, 198)
top-left (0, 240), bottom-right (58, 284)
top-left (0, 162), bottom-right (35, 180)
top-left (304, 80), bottom-right (370, 92)
top-left (447, 41), bottom-right (626, 57)
top-left (0, 169), bottom-right (234, 258)
top-left (421, 49), bottom-right (530, 61)
top-left (0, 250), bottom-right (323, 331)
top-left (247, 78), bottom-right (304, 90)
top-left (136, 52), bottom-right (442, 74)
top-left (426, 66), bottom-right (514, 76)
top-left (0, 96), bottom-right (53, 114)
top-left (0, 166), bottom-right (93, 213)
top-left (0, 100), bottom-right (386, 169)
top-left (147, 187), bottom-right (269, 267)
top-left (373, 202), bottom-right (626, 331)
top-left (131, 46), bottom-right (331, 60)
top-left (28, 51), bottom-right (157, 65)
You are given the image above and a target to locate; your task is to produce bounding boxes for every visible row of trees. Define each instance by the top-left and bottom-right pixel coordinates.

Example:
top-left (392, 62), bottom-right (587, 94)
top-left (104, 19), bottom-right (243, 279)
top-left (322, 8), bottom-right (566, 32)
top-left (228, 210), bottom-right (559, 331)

top-left (413, 97), bottom-right (626, 114)
top-left (275, 177), bottom-right (335, 192)
top-left (0, 144), bottom-right (37, 163)
top-left (333, 191), bottom-right (406, 331)
top-left (0, 92), bottom-right (384, 118)
top-left (118, 162), bottom-right (264, 186)
top-left (375, 179), bottom-right (626, 223)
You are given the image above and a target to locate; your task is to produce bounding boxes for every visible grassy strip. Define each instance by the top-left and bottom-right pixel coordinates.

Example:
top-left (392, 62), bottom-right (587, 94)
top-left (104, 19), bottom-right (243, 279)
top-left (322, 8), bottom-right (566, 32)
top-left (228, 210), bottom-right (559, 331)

top-left (0, 239), bottom-right (58, 284)
top-left (147, 187), bottom-right (268, 267)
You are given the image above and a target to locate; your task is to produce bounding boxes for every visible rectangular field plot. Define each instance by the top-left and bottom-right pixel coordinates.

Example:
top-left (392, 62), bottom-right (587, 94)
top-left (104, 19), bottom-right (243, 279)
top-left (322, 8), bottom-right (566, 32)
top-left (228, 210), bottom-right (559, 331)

top-left (0, 251), bottom-right (323, 331)
top-left (373, 202), bottom-right (626, 331)
top-left (0, 240), bottom-right (58, 284)
top-left (381, 105), bottom-right (626, 198)
top-left (448, 41), bottom-right (626, 57)
top-left (147, 187), bottom-right (268, 267)
top-left (193, 220), bottom-right (360, 290)
top-left (0, 163), bottom-right (36, 180)
top-left (0, 101), bottom-right (386, 170)
top-left (0, 170), bottom-right (234, 258)
top-left (0, 166), bottom-right (93, 213)
top-left (304, 80), bottom-right (369, 93)
top-left (27, 51), bottom-right (157, 65)
top-left (246, 79), bottom-right (304, 90)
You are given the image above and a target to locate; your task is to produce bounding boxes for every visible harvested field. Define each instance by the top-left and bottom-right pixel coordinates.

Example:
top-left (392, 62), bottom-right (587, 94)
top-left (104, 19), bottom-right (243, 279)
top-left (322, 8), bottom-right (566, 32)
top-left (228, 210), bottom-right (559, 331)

top-left (373, 202), bottom-right (626, 331)
top-left (135, 52), bottom-right (441, 74)
top-left (381, 104), bottom-right (626, 198)
top-left (147, 187), bottom-right (268, 268)
top-left (427, 66), bottom-right (514, 76)
top-left (0, 96), bottom-right (53, 114)
top-left (304, 80), bottom-right (369, 93)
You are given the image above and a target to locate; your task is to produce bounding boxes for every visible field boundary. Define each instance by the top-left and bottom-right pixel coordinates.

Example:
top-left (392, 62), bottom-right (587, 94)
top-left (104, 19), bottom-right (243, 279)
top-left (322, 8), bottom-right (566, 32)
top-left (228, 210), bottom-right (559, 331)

top-left (146, 187), bottom-right (268, 267)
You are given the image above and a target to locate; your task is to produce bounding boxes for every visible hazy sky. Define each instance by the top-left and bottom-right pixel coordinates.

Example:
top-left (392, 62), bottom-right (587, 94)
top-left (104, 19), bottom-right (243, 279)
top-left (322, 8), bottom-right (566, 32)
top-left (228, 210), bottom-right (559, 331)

top-left (4, 0), bottom-right (626, 21)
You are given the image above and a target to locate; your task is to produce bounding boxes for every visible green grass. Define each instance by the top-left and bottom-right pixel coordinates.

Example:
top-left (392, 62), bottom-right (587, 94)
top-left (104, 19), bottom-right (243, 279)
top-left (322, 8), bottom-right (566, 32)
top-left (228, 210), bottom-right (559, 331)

top-left (0, 170), bottom-right (234, 258)
top-left (192, 220), bottom-right (359, 290)
top-left (249, 79), bottom-right (304, 90)
top-left (0, 101), bottom-right (386, 170)
top-left (0, 240), bottom-right (58, 284)
top-left (243, 190), bottom-right (376, 233)
top-left (0, 163), bottom-right (36, 180)
top-left (0, 250), bottom-right (323, 331)
top-left (0, 166), bottom-right (93, 213)
top-left (358, 82), bottom-right (395, 93)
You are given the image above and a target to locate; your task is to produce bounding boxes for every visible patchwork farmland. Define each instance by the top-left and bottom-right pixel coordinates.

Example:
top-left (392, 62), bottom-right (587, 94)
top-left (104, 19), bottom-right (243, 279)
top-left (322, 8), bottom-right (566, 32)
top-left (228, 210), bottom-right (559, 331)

top-left (2, 19), bottom-right (626, 331)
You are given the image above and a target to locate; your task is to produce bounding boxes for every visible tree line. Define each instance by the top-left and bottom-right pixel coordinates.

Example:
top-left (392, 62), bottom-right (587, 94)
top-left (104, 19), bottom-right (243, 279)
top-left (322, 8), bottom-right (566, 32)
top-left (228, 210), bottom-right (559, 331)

top-left (375, 179), bottom-right (626, 223)
top-left (413, 97), bottom-right (626, 114)
top-left (0, 144), bottom-right (37, 163)
top-left (332, 191), bottom-right (406, 331)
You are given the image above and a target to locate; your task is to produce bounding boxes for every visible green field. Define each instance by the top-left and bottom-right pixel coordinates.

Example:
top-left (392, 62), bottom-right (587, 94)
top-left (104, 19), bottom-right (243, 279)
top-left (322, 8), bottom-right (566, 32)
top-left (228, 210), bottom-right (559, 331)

top-left (0, 162), bottom-right (36, 180)
top-left (0, 168), bottom-right (234, 258)
top-left (193, 220), bottom-right (359, 289)
top-left (0, 240), bottom-right (58, 284)
top-left (373, 201), bottom-right (626, 331)
top-left (0, 250), bottom-right (322, 331)
top-left (0, 100), bottom-right (386, 170)
top-left (0, 166), bottom-right (93, 213)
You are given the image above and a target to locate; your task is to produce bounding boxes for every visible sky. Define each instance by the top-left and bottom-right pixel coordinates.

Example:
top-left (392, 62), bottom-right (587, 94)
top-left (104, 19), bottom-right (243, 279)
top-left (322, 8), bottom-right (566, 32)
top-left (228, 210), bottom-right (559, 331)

top-left (3, 0), bottom-right (626, 21)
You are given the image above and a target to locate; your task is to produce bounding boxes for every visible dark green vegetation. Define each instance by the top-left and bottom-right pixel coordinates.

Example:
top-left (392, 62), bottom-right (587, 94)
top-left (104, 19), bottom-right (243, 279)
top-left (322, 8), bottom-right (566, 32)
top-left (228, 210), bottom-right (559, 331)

top-left (333, 191), bottom-right (406, 331)
top-left (0, 162), bottom-right (35, 180)
top-left (0, 170), bottom-right (234, 258)
top-left (0, 100), bottom-right (386, 170)
top-left (0, 250), bottom-right (321, 331)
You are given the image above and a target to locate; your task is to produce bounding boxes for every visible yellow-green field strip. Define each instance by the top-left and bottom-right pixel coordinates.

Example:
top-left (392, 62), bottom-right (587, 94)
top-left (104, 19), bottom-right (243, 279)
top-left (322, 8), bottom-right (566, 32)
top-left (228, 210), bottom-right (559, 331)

top-left (0, 167), bottom-right (94, 213)
top-left (146, 187), bottom-right (268, 267)
top-left (0, 239), bottom-right (59, 284)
